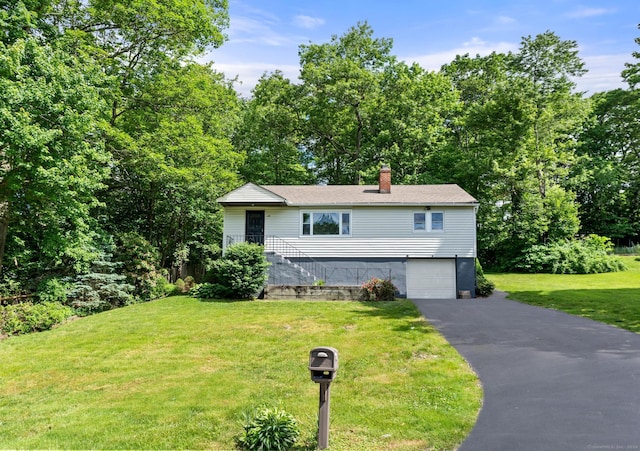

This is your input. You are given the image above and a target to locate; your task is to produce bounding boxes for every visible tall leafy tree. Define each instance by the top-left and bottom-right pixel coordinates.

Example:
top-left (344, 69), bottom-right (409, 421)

top-left (441, 32), bottom-right (589, 266)
top-left (1, 0), bottom-right (234, 282)
top-left (572, 89), bottom-right (638, 241)
top-left (0, 38), bottom-right (109, 275)
top-left (298, 22), bottom-right (395, 184)
top-left (105, 62), bottom-right (243, 271)
top-left (370, 61), bottom-right (458, 184)
top-left (236, 71), bottom-right (314, 185)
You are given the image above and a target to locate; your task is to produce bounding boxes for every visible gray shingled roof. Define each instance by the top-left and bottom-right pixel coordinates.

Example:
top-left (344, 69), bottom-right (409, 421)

top-left (219, 183), bottom-right (478, 206)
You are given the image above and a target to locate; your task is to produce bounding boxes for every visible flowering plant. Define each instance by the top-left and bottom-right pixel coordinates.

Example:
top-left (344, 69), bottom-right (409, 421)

top-left (361, 277), bottom-right (396, 301)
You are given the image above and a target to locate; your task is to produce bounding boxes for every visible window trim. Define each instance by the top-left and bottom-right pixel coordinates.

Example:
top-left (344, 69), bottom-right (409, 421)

top-left (300, 210), bottom-right (352, 237)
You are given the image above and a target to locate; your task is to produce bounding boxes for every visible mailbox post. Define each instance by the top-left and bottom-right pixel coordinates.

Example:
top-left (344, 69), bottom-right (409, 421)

top-left (309, 347), bottom-right (338, 450)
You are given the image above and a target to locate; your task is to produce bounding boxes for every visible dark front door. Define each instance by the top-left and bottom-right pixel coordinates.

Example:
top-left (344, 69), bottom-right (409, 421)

top-left (245, 211), bottom-right (265, 244)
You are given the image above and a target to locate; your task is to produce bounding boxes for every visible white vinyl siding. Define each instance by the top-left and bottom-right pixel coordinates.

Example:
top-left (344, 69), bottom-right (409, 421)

top-left (218, 183), bottom-right (285, 204)
top-left (223, 206), bottom-right (476, 258)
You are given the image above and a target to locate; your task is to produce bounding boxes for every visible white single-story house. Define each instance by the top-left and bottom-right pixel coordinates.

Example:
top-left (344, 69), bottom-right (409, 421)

top-left (217, 165), bottom-right (479, 299)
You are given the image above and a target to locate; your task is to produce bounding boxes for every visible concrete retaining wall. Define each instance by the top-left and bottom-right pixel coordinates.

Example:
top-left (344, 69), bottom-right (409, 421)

top-left (264, 285), bottom-right (364, 301)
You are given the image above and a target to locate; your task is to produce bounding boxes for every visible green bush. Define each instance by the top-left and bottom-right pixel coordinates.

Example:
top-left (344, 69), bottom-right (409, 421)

top-left (236, 406), bottom-right (300, 451)
top-left (150, 274), bottom-right (174, 299)
top-left (512, 235), bottom-right (626, 274)
top-left (204, 242), bottom-right (269, 299)
top-left (475, 259), bottom-right (495, 297)
top-left (114, 232), bottom-right (162, 301)
top-left (361, 277), bottom-right (397, 301)
top-left (0, 278), bottom-right (23, 298)
top-left (191, 282), bottom-right (224, 299)
top-left (36, 278), bottom-right (70, 304)
top-left (1, 302), bottom-right (74, 336)
top-left (173, 278), bottom-right (186, 294)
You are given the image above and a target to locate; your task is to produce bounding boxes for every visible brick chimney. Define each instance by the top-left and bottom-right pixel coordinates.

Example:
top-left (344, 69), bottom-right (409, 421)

top-left (379, 164), bottom-right (391, 193)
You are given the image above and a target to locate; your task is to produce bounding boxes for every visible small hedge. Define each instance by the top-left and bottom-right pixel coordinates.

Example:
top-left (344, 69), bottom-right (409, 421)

top-left (1, 302), bottom-right (74, 336)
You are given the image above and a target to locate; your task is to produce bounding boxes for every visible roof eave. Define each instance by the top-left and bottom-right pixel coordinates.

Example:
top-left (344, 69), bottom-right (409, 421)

top-left (283, 202), bottom-right (480, 207)
top-left (218, 201), bottom-right (288, 207)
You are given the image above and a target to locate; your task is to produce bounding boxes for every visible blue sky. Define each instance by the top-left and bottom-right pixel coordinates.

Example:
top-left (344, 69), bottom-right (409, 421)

top-left (203, 1), bottom-right (640, 97)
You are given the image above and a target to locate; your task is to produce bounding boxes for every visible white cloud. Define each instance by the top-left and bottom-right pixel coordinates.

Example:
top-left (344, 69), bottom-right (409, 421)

top-left (213, 62), bottom-right (301, 98)
top-left (401, 37), bottom-right (517, 71)
top-left (566, 7), bottom-right (614, 18)
top-left (496, 15), bottom-right (516, 25)
top-left (227, 16), bottom-right (295, 46)
top-left (293, 15), bottom-right (325, 30)
top-left (577, 53), bottom-right (628, 94)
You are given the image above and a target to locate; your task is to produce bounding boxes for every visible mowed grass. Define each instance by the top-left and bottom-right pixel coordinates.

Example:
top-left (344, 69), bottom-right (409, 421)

top-left (489, 256), bottom-right (640, 333)
top-left (0, 297), bottom-right (481, 450)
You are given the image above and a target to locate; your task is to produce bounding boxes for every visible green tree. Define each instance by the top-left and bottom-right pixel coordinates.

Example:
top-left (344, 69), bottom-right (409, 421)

top-left (236, 71), bottom-right (314, 185)
top-left (371, 61), bottom-right (458, 184)
top-left (572, 89), bottom-right (638, 241)
top-left (440, 32), bottom-right (588, 266)
top-left (105, 62), bottom-right (243, 272)
top-left (622, 24), bottom-right (640, 89)
top-left (0, 38), bottom-right (109, 275)
top-left (298, 21), bottom-right (395, 183)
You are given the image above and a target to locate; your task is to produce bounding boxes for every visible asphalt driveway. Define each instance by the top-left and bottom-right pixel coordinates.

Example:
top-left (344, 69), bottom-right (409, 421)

top-left (412, 291), bottom-right (640, 451)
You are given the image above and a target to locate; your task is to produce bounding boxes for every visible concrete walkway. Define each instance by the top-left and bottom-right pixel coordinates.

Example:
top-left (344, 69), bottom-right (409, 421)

top-left (412, 291), bottom-right (640, 451)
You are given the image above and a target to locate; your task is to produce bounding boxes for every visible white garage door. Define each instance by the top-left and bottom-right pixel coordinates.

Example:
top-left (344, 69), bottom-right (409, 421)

top-left (406, 259), bottom-right (456, 299)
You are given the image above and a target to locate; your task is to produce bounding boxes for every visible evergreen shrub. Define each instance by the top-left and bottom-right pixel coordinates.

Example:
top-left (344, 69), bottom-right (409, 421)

top-left (173, 278), bottom-right (186, 294)
top-left (475, 259), bottom-right (495, 297)
top-left (66, 248), bottom-right (134, 315)
top-left (114, 232), bottom-right (162, 301)
top-left (184, 276), bottom-right (196, 292)
top-left (202, 242), bottom-right (269, 299)
top-left (150, 274), bottom-right (174, 299)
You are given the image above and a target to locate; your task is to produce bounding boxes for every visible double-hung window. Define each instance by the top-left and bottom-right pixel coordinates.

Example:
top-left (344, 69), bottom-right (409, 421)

top-left (414, 211), bottom-right (444, 232)
top-left (430, 212), bottom-right (444, 231)
top-left (302, 211), bottom-right (351, 236)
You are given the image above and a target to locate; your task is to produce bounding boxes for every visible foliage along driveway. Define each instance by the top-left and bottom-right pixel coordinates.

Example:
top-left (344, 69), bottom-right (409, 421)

top-left (412, 291), bottom-right (640, 450)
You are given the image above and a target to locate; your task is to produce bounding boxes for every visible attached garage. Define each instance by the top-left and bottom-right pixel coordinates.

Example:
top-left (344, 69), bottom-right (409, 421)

top-left (406, 259), bottom-right (456, 299)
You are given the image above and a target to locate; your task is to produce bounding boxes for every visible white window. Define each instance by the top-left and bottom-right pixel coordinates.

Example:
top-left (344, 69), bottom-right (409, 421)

top-left (302, 211), bottom-right (351, 236)
top-left (429, 211), bottom-right (444, 232)
top-left (414, 211), bottom-right (444, 232)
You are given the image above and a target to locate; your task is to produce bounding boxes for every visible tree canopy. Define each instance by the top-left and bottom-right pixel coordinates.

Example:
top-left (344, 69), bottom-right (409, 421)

top-left (2, 9), bottom-right (639, 294)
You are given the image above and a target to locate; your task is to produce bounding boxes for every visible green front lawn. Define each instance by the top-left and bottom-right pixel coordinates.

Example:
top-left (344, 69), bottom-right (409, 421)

top-left (0, 298), bottom-right (481, 450)
top-left (490, 256), bottom-right (640, 333)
